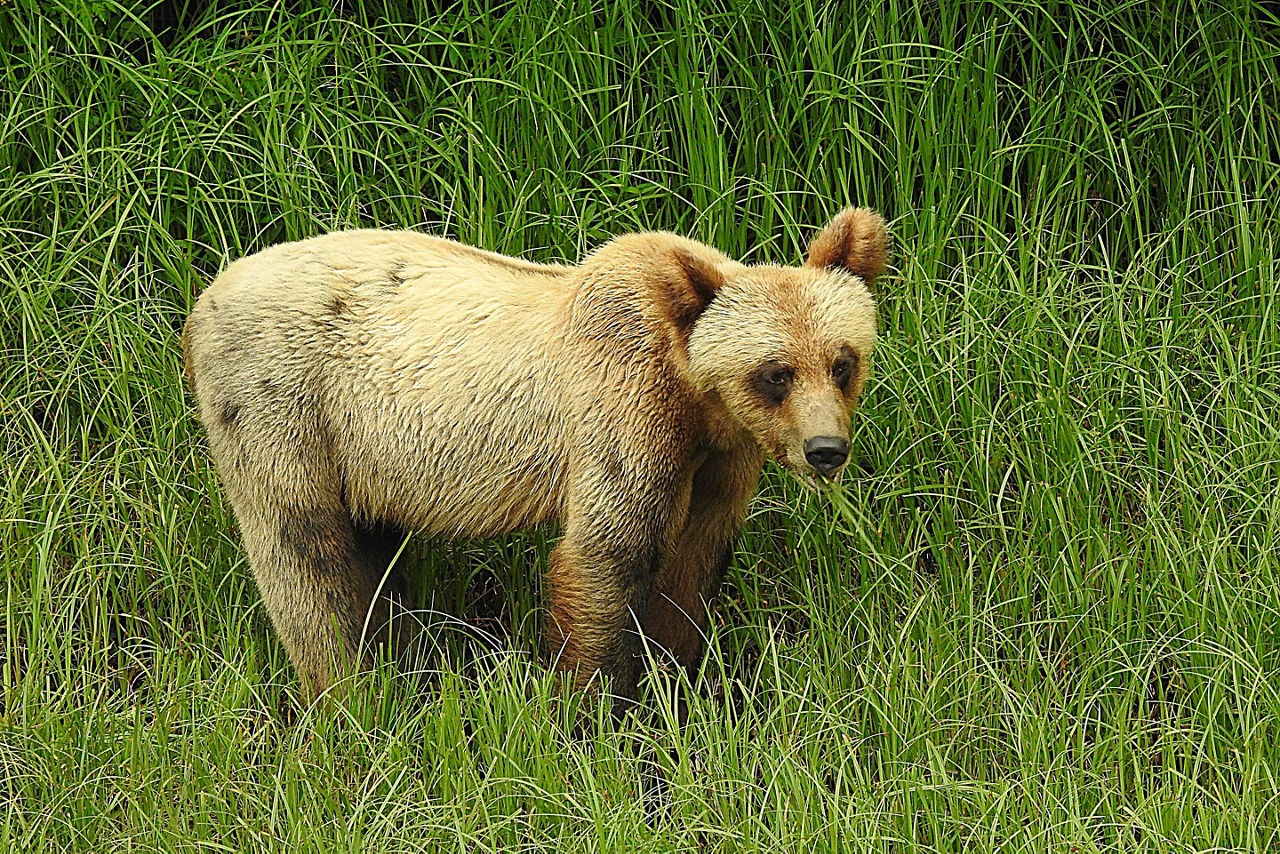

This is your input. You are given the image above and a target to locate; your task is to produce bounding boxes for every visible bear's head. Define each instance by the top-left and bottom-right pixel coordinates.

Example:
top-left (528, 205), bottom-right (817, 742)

top-left (678, 208), bottom-right (887, 487)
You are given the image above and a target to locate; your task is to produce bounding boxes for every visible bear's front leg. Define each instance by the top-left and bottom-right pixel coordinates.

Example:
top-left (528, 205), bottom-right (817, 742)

top-left (643, 446), bottom-right (763, 678)
top-left (544, 454), bottom-right (691, 704)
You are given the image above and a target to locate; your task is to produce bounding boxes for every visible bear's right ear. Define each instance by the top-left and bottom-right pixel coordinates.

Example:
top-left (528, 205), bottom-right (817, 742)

top-left (806, 207), bottom-right (889, 289)
top-left (666, 247), bottom-right (724, 332)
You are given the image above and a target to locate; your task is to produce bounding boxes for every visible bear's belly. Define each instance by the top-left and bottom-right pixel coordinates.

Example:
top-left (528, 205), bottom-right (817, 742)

top-left (334, 386), bottom-right (568, 539)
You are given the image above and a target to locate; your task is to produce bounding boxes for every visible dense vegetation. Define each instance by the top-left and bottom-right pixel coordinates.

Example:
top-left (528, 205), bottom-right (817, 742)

top-left (3, 0), bottom-right (1279, 849)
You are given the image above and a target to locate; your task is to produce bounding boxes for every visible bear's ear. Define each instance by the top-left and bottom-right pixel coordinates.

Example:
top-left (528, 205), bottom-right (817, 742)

top-left (806, 207), bottom-right (889, 289)
top-left (666, 247), bottom-right (724, 331)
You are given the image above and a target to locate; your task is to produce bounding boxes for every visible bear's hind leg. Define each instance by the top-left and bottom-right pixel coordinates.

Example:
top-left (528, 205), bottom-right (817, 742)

top-left (236, 499), bottom-right (413, 699)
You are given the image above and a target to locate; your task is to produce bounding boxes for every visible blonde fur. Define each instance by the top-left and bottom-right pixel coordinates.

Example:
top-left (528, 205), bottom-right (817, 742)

top-left (184, 210), bottom-right (888, 701)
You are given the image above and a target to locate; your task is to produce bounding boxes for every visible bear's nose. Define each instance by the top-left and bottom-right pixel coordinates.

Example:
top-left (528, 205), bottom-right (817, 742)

top-left (804, 436), bottom-right (849, 475)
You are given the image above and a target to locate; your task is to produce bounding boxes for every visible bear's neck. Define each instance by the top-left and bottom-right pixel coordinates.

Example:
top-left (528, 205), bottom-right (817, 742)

top-left (696, 390), bottom-right (752, 453)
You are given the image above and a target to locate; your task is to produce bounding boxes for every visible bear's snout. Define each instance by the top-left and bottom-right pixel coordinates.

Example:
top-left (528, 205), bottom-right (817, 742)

top-left (803, 436), bottom-right (849, 476)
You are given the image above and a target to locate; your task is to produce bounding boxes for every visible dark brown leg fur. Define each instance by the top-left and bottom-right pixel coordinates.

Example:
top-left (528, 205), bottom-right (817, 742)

top-left (643, 448), bottom-right (762, 678)
top-left (544, 451), bottom-right (690, 705)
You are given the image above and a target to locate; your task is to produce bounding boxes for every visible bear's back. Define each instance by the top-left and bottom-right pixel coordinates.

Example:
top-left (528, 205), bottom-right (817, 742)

top-left (187, 231), bottom-right (579, 537)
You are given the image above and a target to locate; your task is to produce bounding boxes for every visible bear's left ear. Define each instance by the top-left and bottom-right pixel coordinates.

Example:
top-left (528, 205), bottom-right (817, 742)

top-left (806, 207), bottom-right (889, 289)
top-left (666, 247), bottom-right (724, 332)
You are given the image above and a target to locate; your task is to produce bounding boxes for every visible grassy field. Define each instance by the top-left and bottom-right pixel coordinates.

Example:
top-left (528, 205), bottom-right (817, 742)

top-left (3, 0), bottom-right (1280, 850)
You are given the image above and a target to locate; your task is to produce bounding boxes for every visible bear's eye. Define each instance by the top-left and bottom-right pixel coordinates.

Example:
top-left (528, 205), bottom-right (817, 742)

top-left (750, 362), bottom-right (794, 406)
top-left (765, 367), bottom-right (793, 386)
top-left (832, 347), bottom-right (859, 391)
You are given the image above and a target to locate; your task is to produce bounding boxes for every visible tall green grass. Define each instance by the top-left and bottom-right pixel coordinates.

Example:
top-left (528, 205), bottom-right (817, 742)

top-left (3, 0), bottom-right (1279, 849)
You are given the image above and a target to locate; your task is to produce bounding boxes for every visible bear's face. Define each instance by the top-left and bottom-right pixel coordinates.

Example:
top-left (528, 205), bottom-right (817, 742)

top-left (683, 209), bottom-right (887, 486)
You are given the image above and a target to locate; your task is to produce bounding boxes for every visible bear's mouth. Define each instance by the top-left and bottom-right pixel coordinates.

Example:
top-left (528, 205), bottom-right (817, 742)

top-left (779, 451), bottom-right (841, 492)
top-left (798, 470), bottom-right (838, 492)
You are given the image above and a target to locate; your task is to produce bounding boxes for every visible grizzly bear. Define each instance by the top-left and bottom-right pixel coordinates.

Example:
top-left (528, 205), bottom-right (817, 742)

top-left (183, 208), bottom-right (888, 703)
